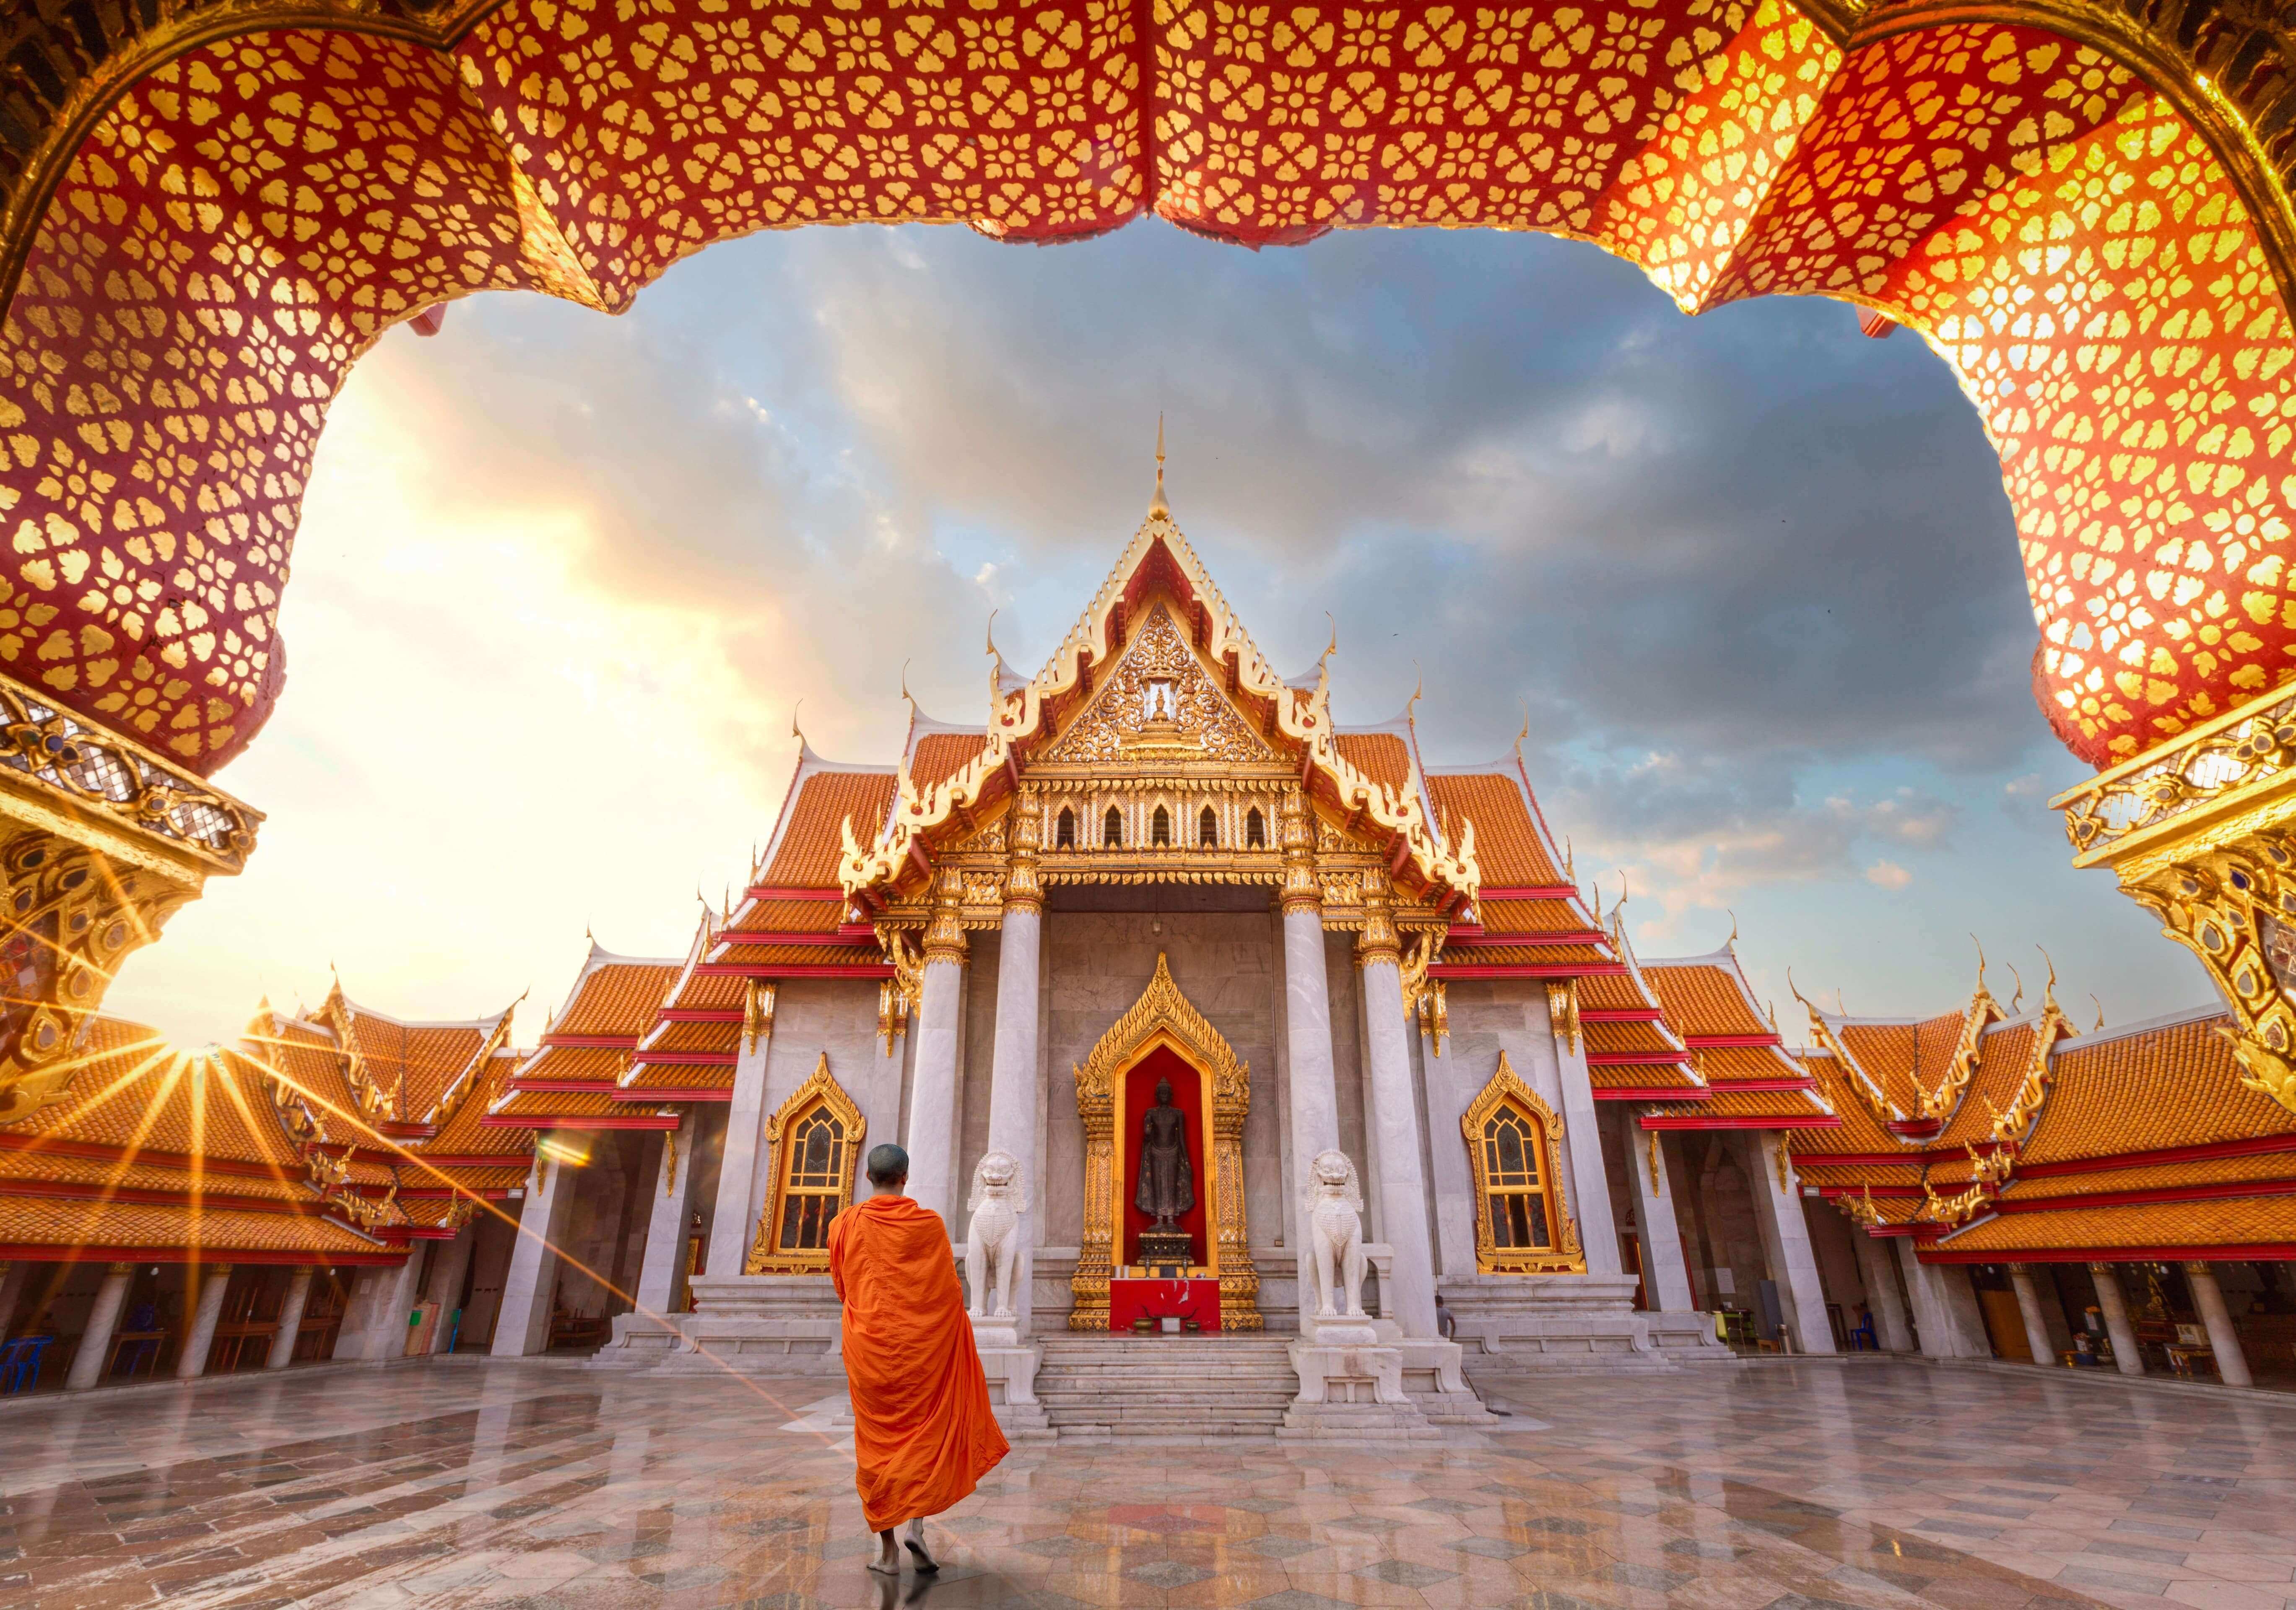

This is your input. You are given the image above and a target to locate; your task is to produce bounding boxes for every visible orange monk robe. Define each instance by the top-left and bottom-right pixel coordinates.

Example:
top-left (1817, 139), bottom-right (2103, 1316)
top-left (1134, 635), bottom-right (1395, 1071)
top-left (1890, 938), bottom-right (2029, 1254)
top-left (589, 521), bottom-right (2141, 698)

top-left (829, 1194), bottom-right (1009, 1532)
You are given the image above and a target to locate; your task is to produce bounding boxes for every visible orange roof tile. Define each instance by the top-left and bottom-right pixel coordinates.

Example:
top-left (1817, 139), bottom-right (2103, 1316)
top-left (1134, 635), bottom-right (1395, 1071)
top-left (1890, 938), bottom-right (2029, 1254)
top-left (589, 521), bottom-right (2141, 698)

top-left (709, 943), bottom-right (890, 971)
top-left (1935, 1023), bottom-right (2038, 1148)
top-left (2021, 1010), bottom-right (2296, 1165)
top-left (1644, 960), bottom-right (1770, 1039)
top-left (0, 1197), bottom-right (388, 1257)
top-left (425, 1057), bottom-right (534, 1158)
top-left (763, 769), bottom-right (898, 887)
top-left (514, 1046), bottom-right (629, 1085)
top-left (2002, 1152), bottom-right (2296, 1199)
top-left (1589, 1062), bottom-right (1704, 1094)
top-left (663, 970), bottom-right (746, 1013)
top-left (548, 958), bottom-right (678, 1039)
top-left (1791, 1056), bottom-right (1906, 1155)
top-left (1474, 898), bottom-right (1589, 935)
top-left (338, 1010), bottom-right (489, 1123)
top-left (1582, 1020), bottom-right (1683, 1058)
top-left (621, 1060), bottom-right (737, 1093)
top-left (642, 1020), bottom-right (741, 1055)
top-left (1647, 1088), bottom-right (1838, 1126)
top-left (912, 731), bottom-right (988, 792)
top-left (725, 899), bottom-right (849, 935)
top-left (1577, 973), bottom-right (1657, 1013)
top-left (1933, 1195), bottom-right (2296, 1257)
top-left (3, 1021), bottom-right (306, 1171)
top-left (0, 1149), bottom-right (312, 1202)
top-left (1436, 943), bottom-right (1612, 969)
top-left (1425, 772), bottom-right (1561, 886)
top-left (1335, 732), bottom-right (1413, 794)
top-left (1692, 1045), bottom-right (1807, 1083)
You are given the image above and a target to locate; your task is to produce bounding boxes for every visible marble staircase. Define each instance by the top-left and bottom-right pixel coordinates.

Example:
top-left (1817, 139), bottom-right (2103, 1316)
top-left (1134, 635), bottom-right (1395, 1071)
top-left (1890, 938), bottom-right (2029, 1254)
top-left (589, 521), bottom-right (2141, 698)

top-left (1033, 1335), bottom-right (1301, 1441)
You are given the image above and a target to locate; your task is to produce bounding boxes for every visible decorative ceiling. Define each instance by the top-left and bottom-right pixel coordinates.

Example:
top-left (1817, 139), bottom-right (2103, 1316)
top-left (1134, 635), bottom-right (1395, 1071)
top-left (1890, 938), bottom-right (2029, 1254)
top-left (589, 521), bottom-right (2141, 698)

top-left (2, 0), bottom-right (2292, 771)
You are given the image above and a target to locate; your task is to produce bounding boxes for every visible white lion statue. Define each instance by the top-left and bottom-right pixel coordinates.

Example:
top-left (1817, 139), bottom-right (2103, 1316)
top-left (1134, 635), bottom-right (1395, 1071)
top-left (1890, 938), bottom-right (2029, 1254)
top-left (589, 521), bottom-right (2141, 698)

top-left (965, 1150), bottom-right (1025, 1321)
top-left (1301, 1148), bottom-right (1368, 1320)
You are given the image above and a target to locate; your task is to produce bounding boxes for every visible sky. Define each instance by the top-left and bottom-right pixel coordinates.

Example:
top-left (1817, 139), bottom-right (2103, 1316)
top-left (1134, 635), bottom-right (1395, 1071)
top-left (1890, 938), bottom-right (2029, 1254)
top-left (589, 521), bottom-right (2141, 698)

top-left (101, 217), bottom-right (2213, 1049)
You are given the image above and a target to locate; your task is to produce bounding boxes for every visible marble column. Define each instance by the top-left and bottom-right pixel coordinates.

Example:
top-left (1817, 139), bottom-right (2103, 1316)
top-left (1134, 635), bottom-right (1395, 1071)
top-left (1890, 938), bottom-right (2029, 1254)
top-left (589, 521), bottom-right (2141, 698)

top-left (1550, 983), bottom-right (1622, 1277)
top-left (492, 1151), bottom-right (579, 1357)
top-left (65, 1263), bottom-right (134, 1391)
top-left (1896, 1240), bottom-right (1990, 1358)
top-left (1740, 1131), bottom-right (1834, 1354)
top-left (2088, 1263), bottom-right (2145, 1376)
top-left (1356, 872), bottom-right (1439, 1340)
top-left (422, 1226), bottom-right (477, 1352)
top-left (345, 1254), bottom-right (425, 1362)
top-left (174, 1265), bottom-right (232, 1379)
top-left (1622, 1120), bottom-right (1694, 1310)
top-left (904, 864), bottom-right (969, 1231)
top-left (704, 987), bottom-right (773, 1278)
top-left (2008, 1263), bottom-right (2056, 1366)
top-left (1851, 1228), bottom-right (1913, 1351)
top-left (979, 805), bottom-right (1042, 1335)
top-left (1279, 788), bottom-right (1341, 1203)
top-left (2183, 1261), bottom-right (2254, 1387)
top-left (635, 1115), bottom-right (703, 1319)
top-left (266, 1267), bottom-right (315, 1370)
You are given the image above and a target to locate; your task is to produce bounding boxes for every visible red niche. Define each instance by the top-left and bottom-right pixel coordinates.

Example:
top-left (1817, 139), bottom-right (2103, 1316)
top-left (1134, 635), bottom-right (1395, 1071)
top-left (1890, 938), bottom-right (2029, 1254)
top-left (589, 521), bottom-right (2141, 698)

top-left (1119, 1044), bottom-right (1209, 1270)
top-left (1108, 1276), bottom-right (1222, 1333)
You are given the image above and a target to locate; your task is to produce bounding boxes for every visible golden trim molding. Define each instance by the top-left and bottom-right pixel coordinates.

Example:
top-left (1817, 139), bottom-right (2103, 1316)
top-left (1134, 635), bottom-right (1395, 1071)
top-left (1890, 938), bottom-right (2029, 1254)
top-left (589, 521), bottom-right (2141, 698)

top-left (1461, 1052), bottom-right (1585, 1275)
top-left (745, 1053), bottom-right (864, 1276)
top-left (1068, 953), bottom-right (1260, 1331)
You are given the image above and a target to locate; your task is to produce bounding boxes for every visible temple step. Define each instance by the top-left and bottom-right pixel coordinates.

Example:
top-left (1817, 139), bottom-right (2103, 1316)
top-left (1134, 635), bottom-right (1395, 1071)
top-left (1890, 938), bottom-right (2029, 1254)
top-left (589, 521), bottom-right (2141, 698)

top-left (1032, 1337), bottom-right (1302, 1439)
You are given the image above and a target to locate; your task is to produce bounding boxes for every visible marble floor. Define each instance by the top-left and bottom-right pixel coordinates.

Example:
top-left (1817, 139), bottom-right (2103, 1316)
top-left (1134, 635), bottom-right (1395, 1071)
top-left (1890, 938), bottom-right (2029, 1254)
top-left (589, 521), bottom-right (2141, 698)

top-left (1, 1357), bottom-right (2292, 1610)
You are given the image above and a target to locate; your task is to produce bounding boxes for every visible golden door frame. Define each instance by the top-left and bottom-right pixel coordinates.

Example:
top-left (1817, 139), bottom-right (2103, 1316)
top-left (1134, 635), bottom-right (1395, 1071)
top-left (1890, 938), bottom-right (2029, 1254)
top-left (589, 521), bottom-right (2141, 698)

top-left (1462, 1052), bottom-right (1586, 1275)
top-left (1070, 953), bottom-right (1261, 1331)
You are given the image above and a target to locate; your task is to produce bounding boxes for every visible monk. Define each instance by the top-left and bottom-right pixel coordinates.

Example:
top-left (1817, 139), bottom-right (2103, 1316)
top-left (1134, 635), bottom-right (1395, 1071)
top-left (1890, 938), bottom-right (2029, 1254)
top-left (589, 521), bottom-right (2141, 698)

top-left (829, 1141), bottom-right (1009, 1576)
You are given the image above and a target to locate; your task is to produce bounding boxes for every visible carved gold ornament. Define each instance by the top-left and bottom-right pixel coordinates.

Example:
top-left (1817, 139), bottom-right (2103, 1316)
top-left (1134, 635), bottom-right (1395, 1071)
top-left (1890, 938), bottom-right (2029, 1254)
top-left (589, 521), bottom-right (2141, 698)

top-left (1545, 980), bottom-right (1583, 1057)
top-left (743, 980), bottom-right (774, 1054)
top-left (1462, 1053), bottom-right (1584, 1275)
top-left (1067, 953), bottom-right (1260, 1332)
top-left (746, 1053), bottom-right (865, 1276)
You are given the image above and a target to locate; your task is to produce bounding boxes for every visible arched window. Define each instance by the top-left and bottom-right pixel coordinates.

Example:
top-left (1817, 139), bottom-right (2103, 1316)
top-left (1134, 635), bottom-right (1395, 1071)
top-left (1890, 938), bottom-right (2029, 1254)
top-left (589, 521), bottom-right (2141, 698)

top-left (1056, 807), bottom-right (1075, 849)
top-left (1104, 805), bottom-right (1123, 847)
top-left (1151, 805), bottom-right (1171, 847)
top-left (1199, 805), bottom-right (1218, 846)
top-left (1246, 807), bottom-right (1266, 849)
top-left (748, 1054), bottom-right (864, 1275)
top-left (1461, 1053), bottom-right (1581, 1274)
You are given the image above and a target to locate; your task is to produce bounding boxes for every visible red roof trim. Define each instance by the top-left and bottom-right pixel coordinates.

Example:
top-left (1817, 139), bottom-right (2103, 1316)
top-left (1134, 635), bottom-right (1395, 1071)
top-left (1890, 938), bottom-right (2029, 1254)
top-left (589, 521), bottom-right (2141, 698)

top-left (1581, 1009), bottom-right (1664, 1024)
top-left (0, 1178), bottom-right (311, 1214)
top-left (613, 1086), bottom-right (732, 1103)
top-left (1475, 885), bottom-right (1582, 901)
top-left (1921, 1241), bottom-right (2296, 1265)
top-left (658, 1010), bottom-right (744, 1024)
top-left (1813, 1183), bottom-right (1926, 1198)
top-left (400, 1153), bottom-right (532, 1169)
top-left (540, 1034), bottom-right (639, 1050)
top-left (1685, 1033), bottom-right (1785, 1049)
top-left (1592, 1086), bottom-right (1710, 1102)
top-left (478, 1114), bottom-right (680, 1132)
top-left (630, 1051), bottom-right (738, 1067)
top-left (2014, 1132), bottom-right (2296, 1178)
top-left (1447, 930), bottom-right (1609, 948)
top-left (1995, 1177), bottom-right (2296, 1213)
top-left (1586, 1052), bottom-right (1694, 1068)
top-left (0, 1133), bottom-right (288, 1183)
top-left (0, 1244), bottom-right (404, 1266)
top-left (1431, 963), bottom-right (1628, 980)
top-left (510, 1078), bottom-right (620, 1094)
top-left (1801, 1153), bottom-right (1930, 1169)
top-left (1695, 1076), bottom-right (1815, 1093)
top-left (695, 963), bottom-right (894, 979)
top-left (1638, 1113), bottom-right (1844, 1131)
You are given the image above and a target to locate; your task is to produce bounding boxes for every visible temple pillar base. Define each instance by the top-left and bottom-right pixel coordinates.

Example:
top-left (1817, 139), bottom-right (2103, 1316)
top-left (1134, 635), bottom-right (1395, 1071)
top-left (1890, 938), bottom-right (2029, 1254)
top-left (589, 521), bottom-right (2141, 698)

top-left (648, 1275), bottom-right (844, 1375)
top-left (1440, 1273), bottom-right (1733, 1374)
top-left (1280, 1341), bottom-right (1441, 1441)
top-left (977, 1343), bottom-right (1056, 1442)
top-left (588, 1308), bottom-right (693, 1368)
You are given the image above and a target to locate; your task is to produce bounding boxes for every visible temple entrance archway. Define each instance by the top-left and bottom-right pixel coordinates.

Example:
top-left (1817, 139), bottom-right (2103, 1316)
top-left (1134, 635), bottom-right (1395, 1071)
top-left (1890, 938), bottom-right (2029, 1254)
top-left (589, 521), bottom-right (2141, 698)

top-left (1069, 955), bottom-right (1260, 1333)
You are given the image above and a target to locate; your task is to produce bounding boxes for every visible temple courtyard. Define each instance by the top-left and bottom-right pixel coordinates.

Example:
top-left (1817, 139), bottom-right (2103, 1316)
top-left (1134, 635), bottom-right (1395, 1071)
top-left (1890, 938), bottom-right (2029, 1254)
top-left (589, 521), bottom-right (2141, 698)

top-left (0, 1359), bottom-right (2289, 1610)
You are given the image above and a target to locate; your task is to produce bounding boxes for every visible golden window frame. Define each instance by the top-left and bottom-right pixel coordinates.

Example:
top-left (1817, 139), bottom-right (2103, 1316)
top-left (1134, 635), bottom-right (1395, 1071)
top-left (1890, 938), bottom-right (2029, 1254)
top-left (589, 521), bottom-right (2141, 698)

top-left (746, 1052), bottom-right (865, 1275)
top-left (1462, 1052), bottom-right (1585, 1274)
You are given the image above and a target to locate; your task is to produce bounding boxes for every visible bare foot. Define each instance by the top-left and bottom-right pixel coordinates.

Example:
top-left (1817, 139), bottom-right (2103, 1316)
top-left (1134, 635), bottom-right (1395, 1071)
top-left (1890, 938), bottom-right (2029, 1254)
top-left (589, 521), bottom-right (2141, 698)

top-left (866, 1530), bottom-right (901, 1576)
top-left (904, 1518), bottom-right (940, 1573)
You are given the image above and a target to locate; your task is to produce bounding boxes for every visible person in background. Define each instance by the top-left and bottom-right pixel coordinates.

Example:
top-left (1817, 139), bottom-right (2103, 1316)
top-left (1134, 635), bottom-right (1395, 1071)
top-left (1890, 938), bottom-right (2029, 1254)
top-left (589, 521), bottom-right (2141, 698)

top-left (829, 1142), bottom-right (1010, 1577)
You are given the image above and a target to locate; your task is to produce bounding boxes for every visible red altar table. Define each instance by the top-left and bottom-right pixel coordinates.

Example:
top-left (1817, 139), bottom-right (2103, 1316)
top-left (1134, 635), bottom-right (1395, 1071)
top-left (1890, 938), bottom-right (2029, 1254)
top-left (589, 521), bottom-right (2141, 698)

top-left (1109, 1277), bottom-right (1221, 1332)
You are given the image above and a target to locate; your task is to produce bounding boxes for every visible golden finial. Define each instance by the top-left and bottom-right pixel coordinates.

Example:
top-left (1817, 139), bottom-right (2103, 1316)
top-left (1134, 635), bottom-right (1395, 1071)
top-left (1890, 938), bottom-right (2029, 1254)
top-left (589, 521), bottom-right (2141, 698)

top-left (899, 659), bottom-right (914, 709)
top-left (1322, 612), bottom-right (1338, 667)
top-left (1835, 988), bottom-right (1846, 1014)
top-left (2005, 961), bottom-right (2024, 1013)
top-left (1726, 909), bottom-right (1740, 948)
top-left (1971, 933), bottom-right (1987, 992)
top-left (2089, 992), bottom-right (2105, 1032)
top-left (791, 700), bottom-right (806, 748)
top-left (1768, 999), bottom-right (1779, 1034)
top-left (2038, 947), bottom-right (2058, 1011)
top-left (1148, 413), bottom-right (1169, 518)
top-left (1563, 834), bottom-right (1577, 889)
top-left (1406, 661), bottom-right (1423, 726)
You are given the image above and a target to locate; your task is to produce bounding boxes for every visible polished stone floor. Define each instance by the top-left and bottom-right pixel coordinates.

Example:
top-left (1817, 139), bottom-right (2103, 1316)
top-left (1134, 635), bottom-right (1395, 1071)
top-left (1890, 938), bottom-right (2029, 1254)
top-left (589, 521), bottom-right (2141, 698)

top-left (1, 1357), bottom-right (2292, 1610)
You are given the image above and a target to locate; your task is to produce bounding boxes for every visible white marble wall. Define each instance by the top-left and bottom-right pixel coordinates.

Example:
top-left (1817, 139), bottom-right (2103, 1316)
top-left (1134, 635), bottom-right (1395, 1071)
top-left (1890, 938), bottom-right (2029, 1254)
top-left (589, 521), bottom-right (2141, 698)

top-left (751, 979), bottom-right (898, 1238)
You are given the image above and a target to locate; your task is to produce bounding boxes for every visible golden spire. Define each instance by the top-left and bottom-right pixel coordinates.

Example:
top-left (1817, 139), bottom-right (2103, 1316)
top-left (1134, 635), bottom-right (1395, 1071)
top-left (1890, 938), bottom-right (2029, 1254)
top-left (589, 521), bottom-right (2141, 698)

top-left (1148, 413), bottom-right (1169, 519)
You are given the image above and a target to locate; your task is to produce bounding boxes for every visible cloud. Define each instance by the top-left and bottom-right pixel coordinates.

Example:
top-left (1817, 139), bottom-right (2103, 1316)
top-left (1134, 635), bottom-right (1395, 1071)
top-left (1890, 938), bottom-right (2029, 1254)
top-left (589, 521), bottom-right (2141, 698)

top-left (1865, 860), bottom-right (1914, 890)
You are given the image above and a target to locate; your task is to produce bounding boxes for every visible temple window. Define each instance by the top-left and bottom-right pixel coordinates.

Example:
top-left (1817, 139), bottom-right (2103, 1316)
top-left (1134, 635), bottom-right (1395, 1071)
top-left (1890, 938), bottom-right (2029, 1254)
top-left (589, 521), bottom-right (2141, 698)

top-left (1462, 1052), bottom-right (1584, 1273)
top-left (748, 1054), bottom-right (864, 1275)
top-left (1104, 805), bottom-right (1122, 847)
top-left (1056, 807), bottom-right (1075, 849)
top-left (1152, 805), bottom-right (1171, 847)
top-left (1200, 805), bottom-right (1217, 846)
top-left (1246, 807), bottom-right (1266, 849)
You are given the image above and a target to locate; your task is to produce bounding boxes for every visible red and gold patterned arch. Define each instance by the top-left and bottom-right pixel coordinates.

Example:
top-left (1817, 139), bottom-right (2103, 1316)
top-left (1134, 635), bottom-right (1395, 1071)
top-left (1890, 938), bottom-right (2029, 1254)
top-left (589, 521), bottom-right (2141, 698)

top-left (1, 0), bottom-right (2295, 1102)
